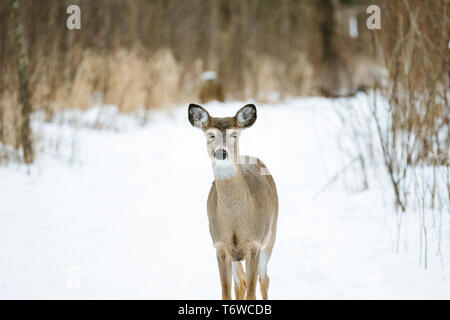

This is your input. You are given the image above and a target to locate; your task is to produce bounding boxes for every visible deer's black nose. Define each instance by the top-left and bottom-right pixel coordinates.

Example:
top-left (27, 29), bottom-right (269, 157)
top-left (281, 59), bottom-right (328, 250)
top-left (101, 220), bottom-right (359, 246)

top-left (214, 148), bottom-right (228, 160)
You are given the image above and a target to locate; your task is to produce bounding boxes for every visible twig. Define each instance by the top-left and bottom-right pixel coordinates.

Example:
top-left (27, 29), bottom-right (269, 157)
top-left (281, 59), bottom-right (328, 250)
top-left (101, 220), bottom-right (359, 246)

top-left (313, 156), bottom-right (360, 199)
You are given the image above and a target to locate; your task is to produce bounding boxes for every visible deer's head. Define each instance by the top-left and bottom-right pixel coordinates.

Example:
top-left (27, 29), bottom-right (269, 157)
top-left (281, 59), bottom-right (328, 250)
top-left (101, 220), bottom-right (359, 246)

top-left (188, 104), bottom-right (257, 179)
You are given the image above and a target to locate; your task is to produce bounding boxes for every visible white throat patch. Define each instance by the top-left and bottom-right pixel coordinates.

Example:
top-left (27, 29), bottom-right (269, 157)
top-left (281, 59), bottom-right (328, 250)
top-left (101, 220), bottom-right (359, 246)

top-left (213, 161), bottom-right (237, 179)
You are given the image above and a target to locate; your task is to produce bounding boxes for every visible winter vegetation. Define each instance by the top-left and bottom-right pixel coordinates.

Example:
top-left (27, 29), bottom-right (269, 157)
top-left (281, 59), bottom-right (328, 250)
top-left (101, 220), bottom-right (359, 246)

top-left (0, 0), bottom-right (448, 299)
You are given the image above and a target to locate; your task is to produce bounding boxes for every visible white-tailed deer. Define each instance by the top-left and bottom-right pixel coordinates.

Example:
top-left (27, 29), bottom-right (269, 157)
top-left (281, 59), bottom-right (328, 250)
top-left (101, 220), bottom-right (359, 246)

top-left (188, 104), bottom-right (278, 300)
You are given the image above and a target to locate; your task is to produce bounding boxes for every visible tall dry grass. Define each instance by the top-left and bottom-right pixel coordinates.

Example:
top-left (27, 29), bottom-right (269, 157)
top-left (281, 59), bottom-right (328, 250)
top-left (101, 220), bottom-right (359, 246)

top-left (337, 0), bottom-right (449, 265)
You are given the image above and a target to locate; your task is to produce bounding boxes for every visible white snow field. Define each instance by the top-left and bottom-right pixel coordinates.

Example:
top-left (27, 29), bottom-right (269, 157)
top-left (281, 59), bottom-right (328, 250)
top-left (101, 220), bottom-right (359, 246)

top-left (0, 96), bottom-right (449, 299)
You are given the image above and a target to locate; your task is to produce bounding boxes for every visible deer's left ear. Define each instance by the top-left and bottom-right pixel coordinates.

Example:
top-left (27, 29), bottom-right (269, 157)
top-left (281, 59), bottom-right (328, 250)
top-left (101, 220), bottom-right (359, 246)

top-left (235, 104), bottom-right (257, 128)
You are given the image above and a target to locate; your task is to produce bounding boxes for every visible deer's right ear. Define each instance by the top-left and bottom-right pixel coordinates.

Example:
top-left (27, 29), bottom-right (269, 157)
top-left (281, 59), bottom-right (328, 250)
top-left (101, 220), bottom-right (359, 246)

top-left (188, 104), bottom-right (210, 130)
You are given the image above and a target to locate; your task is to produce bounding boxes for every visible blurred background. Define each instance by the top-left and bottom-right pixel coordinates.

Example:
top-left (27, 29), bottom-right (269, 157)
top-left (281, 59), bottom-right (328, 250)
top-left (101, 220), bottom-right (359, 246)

top-left (0, 0), bottom-right (448, 299)
top-left (0, 0), bottom-right (447, 163)
top-left (1, 0), bottom-right (447, 160)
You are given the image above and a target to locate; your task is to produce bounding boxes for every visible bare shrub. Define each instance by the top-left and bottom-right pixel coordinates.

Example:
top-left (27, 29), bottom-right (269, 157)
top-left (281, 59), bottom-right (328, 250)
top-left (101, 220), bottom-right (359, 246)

top-left (339, 0), bottom-right (449, 263)
top-left (199, 79), bottom-right (225, 104)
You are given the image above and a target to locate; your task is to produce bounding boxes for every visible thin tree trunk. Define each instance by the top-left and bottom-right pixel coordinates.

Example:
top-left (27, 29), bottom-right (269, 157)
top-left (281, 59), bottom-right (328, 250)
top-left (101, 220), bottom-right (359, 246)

top-left (12, 0), bottom-right (33, 164)
top-left (208, 0), bottom-right (219, 72)
top-left (0, 75), bottom-right (4, 145)
top-left (319, 0), bottom-right (338, 62)
top-left (421, 195), bottom-right (428, 269)
top-left (279, 0), bottom-right (290, 99)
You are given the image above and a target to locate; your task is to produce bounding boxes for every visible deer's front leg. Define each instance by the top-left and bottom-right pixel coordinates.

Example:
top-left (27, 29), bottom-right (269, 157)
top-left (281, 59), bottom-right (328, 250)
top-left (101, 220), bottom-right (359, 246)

top-left (216, 243), bottom-right (232, 300)
top-left (245, 245), bottom-right (260, 300)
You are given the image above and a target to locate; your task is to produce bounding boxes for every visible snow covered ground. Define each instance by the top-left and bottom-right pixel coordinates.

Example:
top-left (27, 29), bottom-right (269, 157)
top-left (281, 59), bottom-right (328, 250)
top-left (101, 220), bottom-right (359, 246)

top-left (0, 97), bottom-right (449, 299)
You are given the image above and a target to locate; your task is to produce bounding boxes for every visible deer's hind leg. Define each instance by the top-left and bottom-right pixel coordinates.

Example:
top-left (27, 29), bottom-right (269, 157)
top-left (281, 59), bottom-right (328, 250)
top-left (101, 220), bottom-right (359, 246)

top-left (232, 261), bottom-right (246, 300)
top-left (258, 248), bottom-right (271, 300)
top-left (216, 243), bottom-right (232, 300)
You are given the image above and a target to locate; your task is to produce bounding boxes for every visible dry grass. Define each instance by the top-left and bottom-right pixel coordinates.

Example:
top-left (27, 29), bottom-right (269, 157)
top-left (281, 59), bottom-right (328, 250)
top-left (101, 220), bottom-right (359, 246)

top-left (0, 0), bottom-right (380, 117)
top-left (337, 0), bottom-right (449, 264)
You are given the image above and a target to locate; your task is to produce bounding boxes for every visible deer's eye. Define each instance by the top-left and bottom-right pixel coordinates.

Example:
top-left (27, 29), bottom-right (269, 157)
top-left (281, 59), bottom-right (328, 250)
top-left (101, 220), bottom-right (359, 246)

top-left (207, 134), bottom-right (215, 140)
top-left (230, 132), bottom-right (238, 138)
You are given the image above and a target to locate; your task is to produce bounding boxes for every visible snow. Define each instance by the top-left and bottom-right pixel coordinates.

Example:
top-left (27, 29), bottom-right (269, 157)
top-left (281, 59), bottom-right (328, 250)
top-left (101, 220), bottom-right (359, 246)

top-left (349, 16), bottom-right (358, 39)
top-left (201, 71), bottom-right (217, 81)
top-left (0, 97), bottom-right (449, 299)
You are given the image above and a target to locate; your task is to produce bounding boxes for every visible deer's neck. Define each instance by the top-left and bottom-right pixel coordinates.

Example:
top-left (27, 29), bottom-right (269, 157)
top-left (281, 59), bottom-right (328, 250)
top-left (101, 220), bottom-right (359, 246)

top-left (213, 163), bottom-right (251, 206)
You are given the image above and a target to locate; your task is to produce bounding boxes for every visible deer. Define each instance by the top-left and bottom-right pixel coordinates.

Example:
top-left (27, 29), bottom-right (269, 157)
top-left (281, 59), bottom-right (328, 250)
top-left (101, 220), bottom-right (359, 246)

top-left (188, 103), bottom-right (278, 300)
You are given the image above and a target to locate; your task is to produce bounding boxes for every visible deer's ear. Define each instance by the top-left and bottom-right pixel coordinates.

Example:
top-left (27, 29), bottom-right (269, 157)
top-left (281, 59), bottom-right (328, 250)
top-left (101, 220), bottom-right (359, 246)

top-left (235, 104), bottom-right (257, 128)
top-left (188, 104), bottom-right (210, 129)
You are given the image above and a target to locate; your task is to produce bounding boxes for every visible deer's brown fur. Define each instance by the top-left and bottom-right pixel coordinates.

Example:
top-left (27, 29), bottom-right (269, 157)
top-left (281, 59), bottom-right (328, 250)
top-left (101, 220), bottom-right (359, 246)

top-left (188, 103), bottom-right (278, 300)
